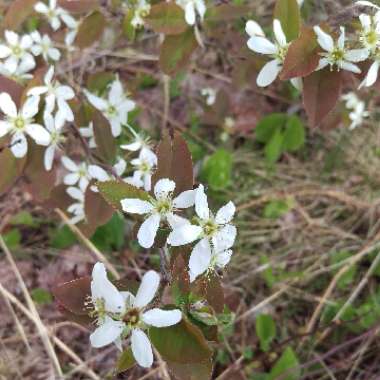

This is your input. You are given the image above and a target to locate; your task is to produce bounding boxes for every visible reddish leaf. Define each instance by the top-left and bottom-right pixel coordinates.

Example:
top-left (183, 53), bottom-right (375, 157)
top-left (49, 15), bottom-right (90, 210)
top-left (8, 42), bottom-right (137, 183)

top-left (280, 27), bottom-right (320, 80)
top-left (274, 0), bottom-right (300, 41)
top-left (0, 137), bottom-right (27, 195)
top-left (91, 109), bottom-right (117, 163)
top-left (75, 11), bottom-right (105, 48)
top-left (0, 75), bottom-right (24, 107)
top-left (2, 0), bottom-right (38, 31)
top-left (303, 68), bottom-right (342, 128)
top-left (205, 4), bottom-right (249, 22)
top-left (159, 28), bottom-right (198, 76)
top-left (84, 184), bottom-right (115, 230)
top-left (46, 184), bottom-right (73, 211)
top-left (145, 3), bottom-right (188, 35)
top-left (167, 360), bottom-right (213, 380)
top-left (53, 277), bottom-right (91, 315)
top-left (58, 0), bottom-right (99, 13)
top-left (152, 131), bottom-right (194, 195)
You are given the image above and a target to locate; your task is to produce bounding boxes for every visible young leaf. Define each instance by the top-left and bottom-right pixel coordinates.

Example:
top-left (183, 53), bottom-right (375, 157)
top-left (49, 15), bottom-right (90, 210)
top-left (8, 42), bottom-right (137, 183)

top-left (152, 131), bottom-right (194, 195)
top-left (2, 0), bottom-right (38, 31)
top-left (75, 11), bottom-right (106, 48)
top-left (265, 128), bottom-right (284, 163)
top-left (303, 68), bottom-right (342, 128)
top-left (192, 273), bottom-right (225, 313)
top-left (269, 347), bottom-right (300, 380)
top-left (255, 314), bottom-right (276, 352)
top-left (149, 317), bottom-right (213, 364)
top-left (201, 149), bottom-right (232, 190)
top-left (159, 28), bottom-right (198, 76)
top-left (145, 3), bottom-right (188, 35)
top-left (274, 0), bottom-right (300, 42)
top-left (97, 180), bottom-right (150, 211)
top-left (256, 114), bottom-right (287, 143)
top-left (282, 115), bottom-right (305, 151)
top-left (280, 27), bottom-right (320, 80)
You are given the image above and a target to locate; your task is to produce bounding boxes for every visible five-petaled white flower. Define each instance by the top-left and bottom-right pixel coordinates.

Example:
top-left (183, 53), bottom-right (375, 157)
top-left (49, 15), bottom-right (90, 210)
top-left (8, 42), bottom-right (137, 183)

top-left (43, 112), bottom-right (65, 171)
top-left (201, 87), bottom-right (216, 106)
top-left (167, 184), bottom-right (236, 282)
top-left (246, 19), bottom-right (290, 87)
top-left (125, 148), bottom-right (157, 191)
top-left (313, 26), bottom-right (368, 73)
top-left (89, 263), bottom-right (182, 368)
top-left (27, 66), bottom-right (75, 124)
top-left (62, 156), bottom-right (91, 191)
top-left (30, 31), bottom-right (61, 62)
top-left (0, 58), bottom-right (34, 80)
top-left (79, 122), bottom-right (97, 148)
top-left (0, 93), bottom-right (50, 158)
top-left (0, 30), bottom-right (35, 74)
top-left (131, 0), bottom-right (151, 28)
top-left (121, 178), bottom-right (195, 248)
top-left (84, 79), bottom-right (136, 137)
top-left (176, 0), bottom-right (206, 26)
top-left (342, 92), bottom-right (369, 130)
top-left (35, 0), bottom-right (76, 31)
top-left (66, 186), bottom-right (85, 225)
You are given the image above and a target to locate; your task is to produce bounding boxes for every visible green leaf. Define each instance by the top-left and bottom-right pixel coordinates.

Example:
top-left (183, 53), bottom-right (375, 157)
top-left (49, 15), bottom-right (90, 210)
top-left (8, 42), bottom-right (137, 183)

top-left (145, 3), bottom-right (188, 35)
top-left (274, 0), bottom-right (300, 41)
top-left (282, 116), bottom-right (305, 152)
top-left (330, 251), bottom-right (357, 290)
top-left (263, 198), bottom-right (294, 219)
top-left (255, 114), bottom-right (287, 143)
top-left (97, 180), bottom-right (150, 211)
top-left (75, 11), bottom-right (106, 48)
top-left (201, 149), bottom-right (232, 190)
top-left (50, 225), bottom-right (77, 249)
top-left (265, 129), bottom-right (284, 164)
top-left (256, 314), bottom-right (276, 352)
top-left (2, 229), bottom-right (21, 249)
top-left (31, 288), bottom-right (53, 305)
top-left (149, 317), bottom-right (213, 364)
top-left (159, 28), bottom-right (198, 75)
top-left (269, 347), bottom-right (300, 380)
top-left (91, 213), bottom-right (124, 252)
top-left (86, 71), bottom-right (115, 95)
top-left (205, 4), bottom-right (249, 22)
top-left (10, 211), bottom-right (38, 227)
top-left (116, 348), bottom-right (136, 373)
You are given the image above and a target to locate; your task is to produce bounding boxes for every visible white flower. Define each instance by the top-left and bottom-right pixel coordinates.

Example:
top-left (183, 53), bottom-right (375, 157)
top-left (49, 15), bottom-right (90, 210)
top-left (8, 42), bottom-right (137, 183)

top-left (120, 126), bottom-right (152, 154)
top-left (201, 87), bottom-right (216, 106)
top-left (89, 263), bottom-right (182, 368)
top-left (131, 0), bottom-right (151, 28)
top-left (0, 59), bottom-right (34, 80)
top-left (313, 26), bottom-right (369, 73)
top-left (176, 0), bottom-right (206, 26)
top-left (245, 19), bottom-right (288, 87)
top-left (84, 79), bottom-right (136, 137)
top-left (79, 122), bottom-right (96, 148)
top-left (361, 59), bottom-right (380, 87)
top-left (43, 112), bottom-right (65, 171)
top-left (35, 0), bottom-right (76, 31)
top-left (167, 184), bottom-right (236, 282)
top-left (125, 148), bottom-right (157, 191)
top-left (88, 158), bottom-right (127, 185)
top-left (121, 178), bottom-right (195, 248)
top-left (0, 30), bottom-right (35, 74)
top-left (62, 156), bottom-right (91, 191)
top-left (30, 31), bottom-right (60, 62)
top-left (356, 1), bottom-right (380, 9)
top-left (64, 21), bottom-right (79, 47)
top-left (342, 92), bottom-right (369, 129)
top-left (66, 186), bottom-right (85, 225)
top-left (27, 66), bottom-right (75, 124)
top-left (0, 93), bottom-right (50, 158)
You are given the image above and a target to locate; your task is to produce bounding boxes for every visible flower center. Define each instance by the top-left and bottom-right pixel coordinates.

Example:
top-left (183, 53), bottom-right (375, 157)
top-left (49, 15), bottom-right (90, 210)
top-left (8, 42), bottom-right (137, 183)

top-left (47, 9), bottom-right (57, 19)
top-left (202, 220), bottom-right (218, 237)
top-left (155, 199), bottom-right (172, 215)
top-left (12, 45), bottom-right (22, 57)
top-left (13, 117), bottom-right (25, 130)
top-left (364, 29), bottom-right (378, 48)
top-left (138, 160), bottom-right (151, 174)
top-left (107, 105), bottom-right (117, 116)
top-left (330, 47), bottom-right (345, 62)
top-left (275, 44), bottom-right (288, 62)
top-left (123, 308), bottom-right (140, 327)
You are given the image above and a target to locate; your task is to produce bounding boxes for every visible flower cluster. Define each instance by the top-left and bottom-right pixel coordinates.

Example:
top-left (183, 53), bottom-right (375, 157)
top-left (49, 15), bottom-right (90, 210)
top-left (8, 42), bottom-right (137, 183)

top-left (89, 263), bottom-right (182, 367)
top-left (342, 92), bottom-right (369, 129)
top-left (121, 179), bottom-right (237, 282)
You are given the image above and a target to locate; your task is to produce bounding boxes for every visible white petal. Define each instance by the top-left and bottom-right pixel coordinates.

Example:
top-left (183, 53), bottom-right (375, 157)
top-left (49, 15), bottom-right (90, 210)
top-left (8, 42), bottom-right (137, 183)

top-left (213, 224), bottom-right (237, 251)
top-left (20, 35), bottom-right (32, 49)
top-left (85, 90), bottom-right (107, 110)
top-left (356, 0), bottom-right (380, 8)
top-left (173, 190), bottom-right (195, 208)
top-left (0, 92), bottom-right (17, 117)
top-left (91, 262), bottom-right (125, 313)
top-left (142, 308), bottom-right (182, 327)
top-left (5, 30), bottom-right (19, 46)
top-left (344, 48), bottom-right (369, 62)
top-left (62, 156), bottom-right (78, 171)
top-left (137, 214), bottom-right (160, 249)
top-left (215, 249), bottom-right (233, 268)
top-left (154, 178), bottom-right (175, 199)
top-left (109, 80), bottom-right (124, 102)
top-left (257, 59), bottom-right (281, 87)
top-left (22, 96), bottom-right (40, 119)
top-left (88, 165), bottom-right (109, 181)
top-left (27, 86), bottom-right (48, 97)
top-left (121, 199), bottom-right (153, 214)
top-left (25, 124), bottom-right (51, 146)
top-left (313, 26), bottom-right (334, 52)
top-left (166, 213), bottom-right (191, 229)
top-left (131, 329), bottom-right (153, 368)
top-left (340, 61), bottom-right (361, 73)
top-left (273, 19), bottom-right (287, 46)
top-left (90, 317), bottom-right (124, 348)
top-left (56, 85), bottom-right (75, 100)
top-left (195, 184), bottom-right (209, 220)
top-left (0, 45), bottom-right (11, 58)
top-left (195, 0), bottom-right (206, 20)
top-left (359, 13), bottom-right (371, 30)
top-left (245, 20), bottom-right (265, 37)
top-left (10, 133), bottom-right (27, 158)
top-left (66, 186), bottom-right (84, 201)
top-left (316, 58), bottom-right (329, 71)
top-left (247, 36), bottom-right (277, 55)
top-left (64, 172), bottom-right (80, 185)
top-left (134, 270), bottom-right (160, 308)
top-left (0, 121), bottom-right (11, 137)
top-left (338, 27), bottom-right (345, 50)
top-left (167, 224), bottom-right (202, 246)
top-left (57, 98), bottom-right (74, 122)
top-left (361, 60), bottom-right (379, 87)
top-left (121, 141), bottom-right (142, 151)
top-left (215, 201), bottom-right (236, 224)
top-left (44, 144), bottom-right (55, 171)
top-left (189, 238), bottom-right (212, 282)
top-left (35, 2), bottom-right (49, 13)
top-left (184, 2), bottom-right (196, 25)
